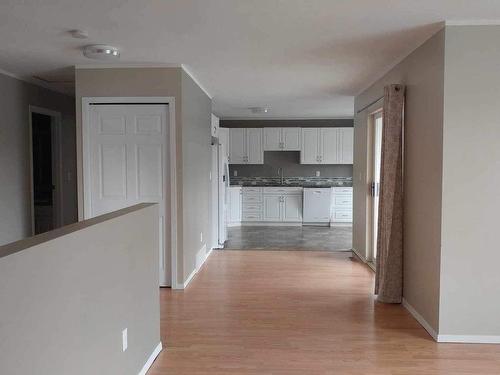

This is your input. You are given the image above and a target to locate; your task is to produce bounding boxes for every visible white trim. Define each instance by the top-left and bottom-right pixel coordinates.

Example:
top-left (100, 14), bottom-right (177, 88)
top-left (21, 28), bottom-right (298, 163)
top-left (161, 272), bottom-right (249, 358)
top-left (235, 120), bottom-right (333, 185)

top-left (28, 106), bottom-right (64, 235)
top-left (351, 247), bottom-right (367, 263)
top-left (437, 335), bottom-right (500, 344)
top-left (137, 342), bottom-right (163, 375)
top-left (402, 298), bottom-right (438, 341)
top-left (445, 20), bottom-right (500, 26)
top-left (177, 246), bottom-right (215, 289)
top-left (181, 64), bottom-right (213, 99)
top-left (81, 96), bottom-right (179, 289)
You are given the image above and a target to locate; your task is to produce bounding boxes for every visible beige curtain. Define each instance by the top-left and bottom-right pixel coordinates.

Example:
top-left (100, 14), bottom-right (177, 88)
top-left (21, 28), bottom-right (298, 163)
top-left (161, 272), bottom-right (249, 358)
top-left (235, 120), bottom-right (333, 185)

top-left (375, 84), bottom-right (405, 304)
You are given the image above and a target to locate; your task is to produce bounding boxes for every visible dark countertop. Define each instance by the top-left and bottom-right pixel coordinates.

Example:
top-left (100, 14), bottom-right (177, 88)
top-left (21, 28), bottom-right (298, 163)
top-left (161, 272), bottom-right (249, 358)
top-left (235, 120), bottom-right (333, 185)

top-left (230, 183), bottom-right (352, 188)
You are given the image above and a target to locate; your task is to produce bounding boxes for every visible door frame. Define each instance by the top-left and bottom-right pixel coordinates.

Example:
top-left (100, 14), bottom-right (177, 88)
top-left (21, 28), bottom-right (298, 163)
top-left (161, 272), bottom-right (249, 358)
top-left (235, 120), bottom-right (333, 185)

top-left (28, 105), bottom-right (63, 235)
top-left (81, 97), bottom-right (179, 288)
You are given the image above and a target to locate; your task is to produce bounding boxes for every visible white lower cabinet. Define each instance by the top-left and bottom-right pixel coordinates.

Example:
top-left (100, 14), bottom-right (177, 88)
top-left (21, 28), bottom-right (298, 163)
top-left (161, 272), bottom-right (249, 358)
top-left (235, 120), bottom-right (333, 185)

top-left (331, 187), bottom-right (353, 224)
top-left (241, 187), bottom-right (303, 223)
top-left (228, 186), bottom-right (242, 225)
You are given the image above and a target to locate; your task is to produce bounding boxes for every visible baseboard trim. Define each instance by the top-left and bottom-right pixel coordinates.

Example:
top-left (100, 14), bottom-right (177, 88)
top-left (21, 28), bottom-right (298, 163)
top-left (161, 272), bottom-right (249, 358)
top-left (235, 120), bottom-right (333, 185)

top-left (181, 245), bottom-right (215, 289)
top-left (138, 342), bottom-right (163, 375)
top-left (437, 335), bottom-right (500, 344)
top-left (351, 247), bottom-right (367, 263)
top-left (402, 298), bottom-right (438, 341)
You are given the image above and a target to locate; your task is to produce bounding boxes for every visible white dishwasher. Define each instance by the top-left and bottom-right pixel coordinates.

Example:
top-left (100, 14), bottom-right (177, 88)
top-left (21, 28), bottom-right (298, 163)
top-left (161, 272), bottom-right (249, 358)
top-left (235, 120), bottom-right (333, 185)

top-left (303, 188), bottom-right (332, 224)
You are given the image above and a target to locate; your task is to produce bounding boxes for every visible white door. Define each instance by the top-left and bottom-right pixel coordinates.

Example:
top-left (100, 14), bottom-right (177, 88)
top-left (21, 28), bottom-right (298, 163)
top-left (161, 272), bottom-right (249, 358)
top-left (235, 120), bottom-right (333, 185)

top-left (339, 128), bottom-right (354, 164)
top-left (263, 128), bottom-right (281, 151)
top-left (282, 128), bottom-right (301, 151)
top-left (301, 128), bottom-right (320, 164)
top-left (246, 128), bottom-right (263, 164)
top-left (263, 195), bottom-right (282, 221)
top-left (283, 195), bottom-right (303, 222)
top-left (321, 128), bottom-right (339, 164)
top-left (229, 128), bottom-right (246, 164)
top-left (87, 104), bottom-right (170, 285)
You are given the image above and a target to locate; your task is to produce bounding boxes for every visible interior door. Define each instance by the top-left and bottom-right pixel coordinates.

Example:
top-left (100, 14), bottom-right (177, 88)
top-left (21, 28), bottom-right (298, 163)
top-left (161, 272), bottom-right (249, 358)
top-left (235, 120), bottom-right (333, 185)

top-left (263, 127), bottom-right (281, 151)
top-left (301, 128), bottom-right (319, 164)
top-left (282, 127), bottom-right (301, 151)
top-left (246, 128), bottom-right (263, 164)
top-left (87, 104), bottom-right (170, 286)
top-left (321, 128), bottom-right (339, 164)
top-left (229, 128), bottom-right (246, 164)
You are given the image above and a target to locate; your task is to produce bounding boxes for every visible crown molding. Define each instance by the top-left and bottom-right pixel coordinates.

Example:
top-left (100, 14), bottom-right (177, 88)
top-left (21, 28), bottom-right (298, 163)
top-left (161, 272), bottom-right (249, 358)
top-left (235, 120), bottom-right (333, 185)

top-left (181, 64), bottom-right (213, 99)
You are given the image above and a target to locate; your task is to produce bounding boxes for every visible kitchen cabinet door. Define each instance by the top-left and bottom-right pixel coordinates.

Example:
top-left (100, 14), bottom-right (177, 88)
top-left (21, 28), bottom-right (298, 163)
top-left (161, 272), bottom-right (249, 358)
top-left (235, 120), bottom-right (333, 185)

top-left (321, 128), bottom-right (340, 164)
top-left (282, 127), bottom-right (301, 150)
top-left (339, 128), bottom-right (354, 164)
top-left (263, 195), bottom-right (282, 221)
top-left (228, 187), bottom-right (242, 223)
top-left (229, 128), bottom-right (246, 164)
top-left (263, 128), bottom-right (281, 151)
top-left (282, 194), bottom-right (303, 222)
top-left (246, 128), bottom-right (263, 164)
top-left (301, 128), bottom-right (320, 164)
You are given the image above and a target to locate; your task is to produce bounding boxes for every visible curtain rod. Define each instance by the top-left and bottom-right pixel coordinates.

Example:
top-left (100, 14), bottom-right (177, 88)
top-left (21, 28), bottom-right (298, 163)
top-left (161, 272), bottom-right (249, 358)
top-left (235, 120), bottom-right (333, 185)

top-left (356, 95), bottom-right (384, 114)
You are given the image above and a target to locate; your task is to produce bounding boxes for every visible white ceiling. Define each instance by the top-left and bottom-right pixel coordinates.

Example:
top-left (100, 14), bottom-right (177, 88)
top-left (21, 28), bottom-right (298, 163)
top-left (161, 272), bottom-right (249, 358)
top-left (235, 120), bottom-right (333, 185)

top-left (1, 1), bottom-right (500, 119)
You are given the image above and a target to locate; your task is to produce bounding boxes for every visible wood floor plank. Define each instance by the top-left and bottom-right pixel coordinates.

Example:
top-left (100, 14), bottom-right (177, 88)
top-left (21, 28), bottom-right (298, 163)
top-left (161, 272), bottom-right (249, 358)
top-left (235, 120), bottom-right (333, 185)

top-left (148, 250), bottom-right (500, 374)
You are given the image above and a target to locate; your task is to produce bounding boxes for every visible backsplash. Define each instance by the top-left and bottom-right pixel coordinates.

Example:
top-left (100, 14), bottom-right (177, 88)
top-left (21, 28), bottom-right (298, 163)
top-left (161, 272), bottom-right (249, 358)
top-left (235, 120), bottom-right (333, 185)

top-left (230, 176), bottom-right (352, 187)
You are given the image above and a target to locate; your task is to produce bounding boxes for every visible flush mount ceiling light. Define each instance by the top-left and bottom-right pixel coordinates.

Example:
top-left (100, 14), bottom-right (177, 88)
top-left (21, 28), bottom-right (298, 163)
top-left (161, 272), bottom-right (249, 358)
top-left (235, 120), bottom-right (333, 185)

top-left (249, 107), bottom-right (269, 114)
top-left (83, 44), bottom-right (120, 60)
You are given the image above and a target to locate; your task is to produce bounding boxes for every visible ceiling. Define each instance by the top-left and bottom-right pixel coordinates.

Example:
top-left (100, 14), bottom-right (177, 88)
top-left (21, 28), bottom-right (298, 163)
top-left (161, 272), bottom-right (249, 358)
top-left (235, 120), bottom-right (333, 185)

top-left (1, 1), bottom-right (500, 119)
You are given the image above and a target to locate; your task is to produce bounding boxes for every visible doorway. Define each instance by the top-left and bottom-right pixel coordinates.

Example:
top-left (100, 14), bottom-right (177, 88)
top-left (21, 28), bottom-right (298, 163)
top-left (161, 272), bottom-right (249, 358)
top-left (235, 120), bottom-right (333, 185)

top-left (368, 110), bottom-right (383, 264)
top-left (29, 107), bottom-right (62, 235)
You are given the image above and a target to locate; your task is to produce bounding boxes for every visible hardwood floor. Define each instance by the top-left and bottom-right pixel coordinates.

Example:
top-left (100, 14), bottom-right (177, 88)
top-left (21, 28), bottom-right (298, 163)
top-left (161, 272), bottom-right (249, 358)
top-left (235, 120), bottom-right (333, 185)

top-left (148, 250), bottom-right (500, 375)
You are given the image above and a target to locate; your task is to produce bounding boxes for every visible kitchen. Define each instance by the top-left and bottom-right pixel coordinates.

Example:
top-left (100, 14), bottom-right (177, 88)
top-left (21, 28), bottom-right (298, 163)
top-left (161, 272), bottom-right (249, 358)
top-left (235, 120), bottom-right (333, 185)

top-left (215, 119), bottom-right (353, 251)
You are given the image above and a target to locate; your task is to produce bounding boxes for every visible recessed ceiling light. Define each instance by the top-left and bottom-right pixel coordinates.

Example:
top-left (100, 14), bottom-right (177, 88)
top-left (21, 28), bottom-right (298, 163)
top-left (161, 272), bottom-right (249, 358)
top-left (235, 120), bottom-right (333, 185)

top-left (83, 45), bottom-right (120, 60)
top-left (249, 107), bottom-right (269, 114)
top-left (69, 29), bottom-right (89, 39)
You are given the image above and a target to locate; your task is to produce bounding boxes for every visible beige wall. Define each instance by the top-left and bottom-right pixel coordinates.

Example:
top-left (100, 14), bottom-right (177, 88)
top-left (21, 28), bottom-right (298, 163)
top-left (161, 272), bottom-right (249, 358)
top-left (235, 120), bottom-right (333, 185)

top-left (0, 203), bottom-right (160, 375)
top-left (354, 29), bottom-right (445, 332)
top-left (439, 26), bottom-right (500, 336)
top-left (180, 70), bottom-right (213, 278)
top-left (0, 72), bottom-right (77, 246)
top-left (75, 67), bottom-right (213, 286)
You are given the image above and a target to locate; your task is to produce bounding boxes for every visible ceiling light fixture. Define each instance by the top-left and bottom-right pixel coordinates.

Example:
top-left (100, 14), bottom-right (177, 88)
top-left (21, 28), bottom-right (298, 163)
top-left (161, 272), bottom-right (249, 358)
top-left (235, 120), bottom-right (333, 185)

top-left (83, 44), bottom-right (120, 60)
top-left (249, 107), bottom-right (269, 114)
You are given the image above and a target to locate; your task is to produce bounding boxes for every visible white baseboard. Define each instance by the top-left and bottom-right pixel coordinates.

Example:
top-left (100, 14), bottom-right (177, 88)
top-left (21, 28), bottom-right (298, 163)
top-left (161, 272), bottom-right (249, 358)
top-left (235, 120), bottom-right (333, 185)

top-left (181, 244), bottom-right (214, 289)
top-left (351, 247), bottom-right (367, 262)
top-left (402, 298), bottom-right (438, 341)
top-left (437, 335), bottom-right (500, 344)
top-left (138, 342), bottom-right (162, 375)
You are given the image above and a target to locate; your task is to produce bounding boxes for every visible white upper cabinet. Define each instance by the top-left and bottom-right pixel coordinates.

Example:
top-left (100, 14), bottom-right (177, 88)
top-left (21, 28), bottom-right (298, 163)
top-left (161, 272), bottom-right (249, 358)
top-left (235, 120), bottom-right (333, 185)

top-left (339, 128), bottom-right (354, 164)
top-left (321, 128), bottom-right (340, 164)
top-left (229, 128), bottom-right (263, 164)
top-left (263, 128), bottom-right (281, 151)
top-left (229, 128), bottom-right (246, 164)
top-left (281, 128), bottom-right (301, 150)
top-left (301, 128), bottom-right (320, 164)
top-left (263, 127), bottom-right (301, 151)
top-left (300, 127), bottom-right (353, 164)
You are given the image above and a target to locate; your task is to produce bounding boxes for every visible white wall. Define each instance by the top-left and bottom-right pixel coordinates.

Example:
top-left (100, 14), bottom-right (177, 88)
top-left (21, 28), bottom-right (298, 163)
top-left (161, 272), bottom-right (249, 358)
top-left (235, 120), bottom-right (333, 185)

top-left (0, 73), bottom-right (77, 246)
top-left (0, 204), bottom-right (160, 374)
top-left (354, 29), bottom-right (445, 332)
top-left (439, 26), bottom-right (500, 337)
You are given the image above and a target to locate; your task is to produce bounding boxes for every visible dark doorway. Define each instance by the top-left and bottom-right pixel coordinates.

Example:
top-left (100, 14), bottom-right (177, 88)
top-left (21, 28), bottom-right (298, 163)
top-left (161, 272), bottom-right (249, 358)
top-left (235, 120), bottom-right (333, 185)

top-left (31, 111), bottom-right (59, 234)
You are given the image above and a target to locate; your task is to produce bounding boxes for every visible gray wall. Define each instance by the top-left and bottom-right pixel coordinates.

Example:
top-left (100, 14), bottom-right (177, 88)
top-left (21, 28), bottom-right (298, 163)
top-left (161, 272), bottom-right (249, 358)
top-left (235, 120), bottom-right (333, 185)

top-left (221, 118), bottom-right (353, 128)
top-left (230, 151), bottom-right (352, 178)
top-left (354, 29), bottom-right (445, 332)
top-left (0, 72), bottom-right (77, 246)
top-left (439, 26), bottom-right (500, 337)
top-left (181, 70), bottom-right (213, 278)
top-left (0, 203), bottom-right (160, 375)
top-left (75, 67), bottom-right (213, 286)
